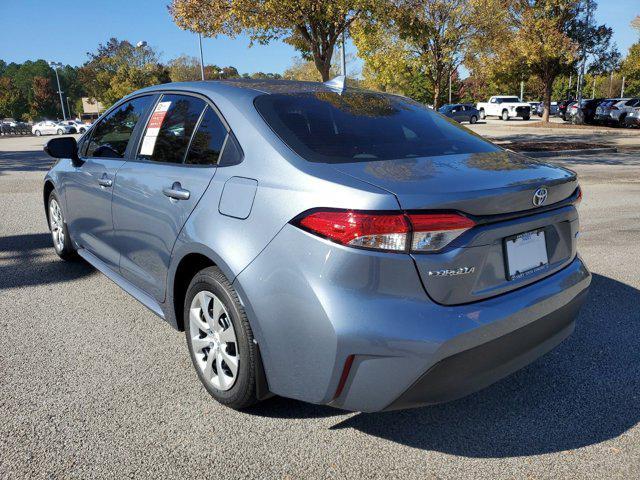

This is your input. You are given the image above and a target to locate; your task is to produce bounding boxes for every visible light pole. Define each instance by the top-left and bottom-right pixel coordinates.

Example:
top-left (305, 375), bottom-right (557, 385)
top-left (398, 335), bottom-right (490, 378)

top-left (49, 61), bottom-right (67, 121)
top-left (198, 33), bottom-right (205, 80)
top-left (340, 30), bottom-right (347, 77)
top-left (66, 97), bottom-right (72, 119)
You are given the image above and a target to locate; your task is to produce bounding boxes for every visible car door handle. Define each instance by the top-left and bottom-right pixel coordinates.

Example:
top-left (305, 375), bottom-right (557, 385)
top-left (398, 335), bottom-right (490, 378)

top-left (98, 174), bottom-right (113, 188)
top-left (163, 182), bottom-right (190, 200)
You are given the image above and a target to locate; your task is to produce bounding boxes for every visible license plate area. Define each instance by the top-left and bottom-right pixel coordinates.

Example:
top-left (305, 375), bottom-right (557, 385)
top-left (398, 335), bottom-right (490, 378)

top-left (504, 229), bottom-right (549, 281)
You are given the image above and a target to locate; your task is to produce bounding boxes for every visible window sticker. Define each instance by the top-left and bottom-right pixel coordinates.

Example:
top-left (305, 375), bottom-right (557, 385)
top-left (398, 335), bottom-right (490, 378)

top-left (140, 101), bottom-right (171, 156)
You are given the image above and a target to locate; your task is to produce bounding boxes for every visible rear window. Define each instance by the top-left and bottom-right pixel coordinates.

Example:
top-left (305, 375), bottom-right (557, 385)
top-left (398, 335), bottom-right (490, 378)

top-left (254, 91), bottom-right (499, 163)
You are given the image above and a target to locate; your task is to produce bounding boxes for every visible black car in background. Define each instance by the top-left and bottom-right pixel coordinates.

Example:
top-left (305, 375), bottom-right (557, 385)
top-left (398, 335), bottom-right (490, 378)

top-left (438, 104), bottom-right (480, 123)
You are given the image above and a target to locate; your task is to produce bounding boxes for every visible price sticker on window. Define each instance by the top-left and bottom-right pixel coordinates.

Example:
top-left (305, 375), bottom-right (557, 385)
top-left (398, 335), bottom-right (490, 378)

top-left (140, 101), bottom-right (171, 156)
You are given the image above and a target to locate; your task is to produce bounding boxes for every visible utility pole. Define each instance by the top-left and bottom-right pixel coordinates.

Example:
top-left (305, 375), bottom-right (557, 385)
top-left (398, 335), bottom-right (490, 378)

top-left (341, 30), bottom-right (347, 77)
top-left (198, 33), bottom-right (205, 81)
top-left (592, 76), bottom-right (596, 98)
top-left (621, 76), bottom-right (626, 97)
top-left (49, 62), bottom-right (66, 121)
top-left (576, 0), bottom-right (592, 103)
top-left (449, 72), bottom-right (452, 103)
top-left (66, 97), bottom-right (72, 119)
top-left (568, 74), bottom-right (572, 99)
top-left (520, 80), bottom-right (524, 102)
top-left (609, 71), bottom-right (613, 96)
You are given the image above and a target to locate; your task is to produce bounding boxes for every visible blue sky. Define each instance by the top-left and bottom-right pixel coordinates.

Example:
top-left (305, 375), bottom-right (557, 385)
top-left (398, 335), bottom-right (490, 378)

top-left (1, 0), bottom-right (638, 75)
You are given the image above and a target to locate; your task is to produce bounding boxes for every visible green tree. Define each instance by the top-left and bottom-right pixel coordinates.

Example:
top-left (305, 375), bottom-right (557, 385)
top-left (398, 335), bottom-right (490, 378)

top-left (169, 0), bottom-right (374, 81)
top-left (0, 77), bottom-right (24, 119)
top-left (351, 19), bottom-right (432, 103)
top-left (79, 38), bottom-right (170, 107)
top-left (168, 54), bottom-right (202, 82)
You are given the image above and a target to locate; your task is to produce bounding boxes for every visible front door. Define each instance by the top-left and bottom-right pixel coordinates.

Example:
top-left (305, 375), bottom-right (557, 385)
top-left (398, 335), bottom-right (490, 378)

top-left (112, 94), bottom-right (229, 301)
top-left (64, 95), bottom-right (155, 269)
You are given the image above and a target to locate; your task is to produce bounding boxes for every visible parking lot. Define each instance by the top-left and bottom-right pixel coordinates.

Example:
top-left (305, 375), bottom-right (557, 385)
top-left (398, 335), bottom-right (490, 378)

top-left (1, 134), bottom-right (639, 478)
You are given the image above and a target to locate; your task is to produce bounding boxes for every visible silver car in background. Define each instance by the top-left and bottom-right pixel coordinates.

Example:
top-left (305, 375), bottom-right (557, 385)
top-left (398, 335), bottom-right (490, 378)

top-left (607, 98), bottom-right (640, 127)
top-left (42, 79), bottom-right (590, 412)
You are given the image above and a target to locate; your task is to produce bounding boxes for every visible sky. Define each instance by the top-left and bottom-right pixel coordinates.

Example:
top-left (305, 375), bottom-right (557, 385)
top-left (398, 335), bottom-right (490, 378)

top-left (0, 0), bottom-right (638, 76)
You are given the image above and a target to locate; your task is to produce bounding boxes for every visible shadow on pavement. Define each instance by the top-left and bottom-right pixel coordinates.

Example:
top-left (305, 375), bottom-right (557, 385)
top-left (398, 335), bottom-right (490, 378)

top-left (327, 273), bottom-right (640, 457)
top-left (0, 232), bottom-right (94, 289)
top-left (0, 149), bottom-right (53, 173)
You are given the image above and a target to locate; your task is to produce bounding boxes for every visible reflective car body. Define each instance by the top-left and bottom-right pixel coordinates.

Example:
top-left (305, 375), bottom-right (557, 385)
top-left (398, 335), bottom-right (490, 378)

top-left (44, 80), bottom-right (590, 412)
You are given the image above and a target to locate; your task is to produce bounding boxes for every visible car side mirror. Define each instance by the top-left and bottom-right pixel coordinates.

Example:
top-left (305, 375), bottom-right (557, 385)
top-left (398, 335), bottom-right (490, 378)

top-left (44, 137), bottom-right (81, 166)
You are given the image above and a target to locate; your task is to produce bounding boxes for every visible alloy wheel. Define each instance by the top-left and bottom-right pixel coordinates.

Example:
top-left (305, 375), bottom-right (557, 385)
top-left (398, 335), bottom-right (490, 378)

top-left (49, 198), bottom-right (65, 251)
top-left (189, 291), bottom-right (239, 391)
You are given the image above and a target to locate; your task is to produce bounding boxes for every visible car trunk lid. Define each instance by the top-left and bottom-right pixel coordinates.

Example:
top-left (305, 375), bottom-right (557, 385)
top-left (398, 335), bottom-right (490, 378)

top-left (332, 150), bottom-right (579, 305)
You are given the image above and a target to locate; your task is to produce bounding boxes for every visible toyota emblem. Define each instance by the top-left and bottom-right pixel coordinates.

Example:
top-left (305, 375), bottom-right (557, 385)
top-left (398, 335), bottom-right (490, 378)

top-left (532, 187), bottom-right (548, 207)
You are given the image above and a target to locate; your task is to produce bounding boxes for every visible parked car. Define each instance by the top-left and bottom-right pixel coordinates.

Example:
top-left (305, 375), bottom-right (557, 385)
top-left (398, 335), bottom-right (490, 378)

top-left (606, 98), bottom-right (640, 127)
top-left (61, 120), bottom-right (91, 133)
top-left (2, 117), bottom-right (18, 127)
top-left (571, 98), bottom-right (605, 125)
top-left (32, 121), bottom-right (75, 136)
top-left (535, 101), bottom-right (558, 117)
top-left (437, 103), bottom-right (480, 123)
top-left (42, 79), bottom-right (590, 412)
top-left (476, 96), bottom-right (531, 120)
top-left (557, 99), bottom-right (575, 121)
top-left (625, 107), bottom-right (640, 127)
top-left (594, 99), bottom-right (621, 124)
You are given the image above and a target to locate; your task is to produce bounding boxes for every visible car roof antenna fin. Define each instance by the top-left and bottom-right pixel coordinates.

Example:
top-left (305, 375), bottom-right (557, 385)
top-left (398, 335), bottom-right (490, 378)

top-left (324, 75), bottom-right (346, 94)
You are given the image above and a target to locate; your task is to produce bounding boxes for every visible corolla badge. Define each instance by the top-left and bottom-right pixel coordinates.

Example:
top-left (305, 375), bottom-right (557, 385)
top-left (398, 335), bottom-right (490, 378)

top-left (428, 266), bottom-right (475, 277)
top-left (532, 187), bottom-right (548, 207)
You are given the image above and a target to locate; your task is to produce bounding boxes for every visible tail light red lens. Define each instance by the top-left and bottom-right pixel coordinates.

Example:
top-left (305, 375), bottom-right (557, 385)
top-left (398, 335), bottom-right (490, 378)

top-left (295, 210), bottom-right (474, 253)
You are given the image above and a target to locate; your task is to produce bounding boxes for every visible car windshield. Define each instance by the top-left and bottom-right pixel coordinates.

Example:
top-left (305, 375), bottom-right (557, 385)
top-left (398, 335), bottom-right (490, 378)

top-left (254, 91), bottom-right (499, 163)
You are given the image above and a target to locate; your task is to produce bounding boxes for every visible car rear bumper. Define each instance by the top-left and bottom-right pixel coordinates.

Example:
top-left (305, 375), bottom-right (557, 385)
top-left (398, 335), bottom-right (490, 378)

top-left (383, 287), bottom-right (586, 410)
top-left (625, 117), bottom-right (640, 126)
top-left (235, 225), bottom-right (591, 412)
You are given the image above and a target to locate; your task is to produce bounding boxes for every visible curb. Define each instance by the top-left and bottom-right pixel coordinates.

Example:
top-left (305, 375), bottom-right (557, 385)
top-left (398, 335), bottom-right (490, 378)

top-left (519, 147), bottom-right (618, 158)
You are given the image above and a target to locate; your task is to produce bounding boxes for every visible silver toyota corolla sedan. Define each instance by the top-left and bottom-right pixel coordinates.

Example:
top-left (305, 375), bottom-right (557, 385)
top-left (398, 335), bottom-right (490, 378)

top-left (42, 78), bottom-right (591, 412)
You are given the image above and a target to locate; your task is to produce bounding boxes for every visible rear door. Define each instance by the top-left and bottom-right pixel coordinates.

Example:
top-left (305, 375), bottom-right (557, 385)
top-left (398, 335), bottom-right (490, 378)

top-left (112, 93), bottom-right (229, 301)
top-left (64, 95), bottom-right (155, 268)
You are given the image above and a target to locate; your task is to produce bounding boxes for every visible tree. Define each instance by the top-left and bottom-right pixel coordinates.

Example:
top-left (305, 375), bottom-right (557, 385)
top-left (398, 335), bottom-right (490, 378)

top-left (351, 19), bottom-right (432, 103)
top-left (168, 54), bottom-right (202, 82)
top-left (79, 38), bottom-right (170, 107)
top-left (472, 0), bottom-right (617, 122)
top-left (30, 77), bottom-right (58, 120)
top-left (169, 0), bottom-right (374, 81)
top-left (0, 77), bottom-right (24, 119)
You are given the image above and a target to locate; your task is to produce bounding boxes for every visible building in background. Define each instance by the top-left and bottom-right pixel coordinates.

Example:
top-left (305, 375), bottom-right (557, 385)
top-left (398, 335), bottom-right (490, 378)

top-left (80, 97), bottom-right (104, 123)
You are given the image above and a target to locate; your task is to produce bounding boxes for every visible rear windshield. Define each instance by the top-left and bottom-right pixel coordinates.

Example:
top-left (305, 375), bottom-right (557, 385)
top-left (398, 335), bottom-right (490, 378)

top-left (254, 91), bottom-right (499, 163)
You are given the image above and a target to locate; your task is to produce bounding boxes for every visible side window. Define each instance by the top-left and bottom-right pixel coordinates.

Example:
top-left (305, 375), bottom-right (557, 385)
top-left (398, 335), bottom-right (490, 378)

top-left (138, 94), bottom-right (205, 163)
top-left (86, 96), bottom-right (153, 158)
top-left (185, 106), bottom-right (228, 165)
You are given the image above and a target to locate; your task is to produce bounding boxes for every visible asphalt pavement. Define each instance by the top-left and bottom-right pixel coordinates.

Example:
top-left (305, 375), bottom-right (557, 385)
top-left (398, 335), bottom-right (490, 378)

top-left (1, 135), bottom-right (639, 479)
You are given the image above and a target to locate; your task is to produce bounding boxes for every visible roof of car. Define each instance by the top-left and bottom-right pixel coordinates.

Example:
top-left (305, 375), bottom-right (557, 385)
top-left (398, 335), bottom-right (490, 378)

top-left (135, 78), bottom-right (369, 100)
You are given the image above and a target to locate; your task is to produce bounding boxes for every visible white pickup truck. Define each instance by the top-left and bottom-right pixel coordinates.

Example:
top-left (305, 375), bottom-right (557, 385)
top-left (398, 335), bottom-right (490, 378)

top-left (476, 96), bottom-right (531, 121)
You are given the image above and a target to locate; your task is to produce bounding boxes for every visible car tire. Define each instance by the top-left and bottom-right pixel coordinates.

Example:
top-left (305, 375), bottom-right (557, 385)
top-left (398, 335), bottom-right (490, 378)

top-left (523, 115), bottom-right (530, 121)
top-left (502, 110), bottom-right (509, 121)
top-left (35, 130), bottom-right (41, 136)
top-left (48, 190), bottom-right (76, 260)
top-left (79, 128), bottom-right (86, 133)
top-left (479, 109), bottom-right (486, 120)
top-left (619, 115), bottom-right (627, 128)
top-left (57, 129), bottom-right (63, 135)
top-left (469, 115), bottom-right (477, 124)
top-left (184, 266), bottom-right (259, 410)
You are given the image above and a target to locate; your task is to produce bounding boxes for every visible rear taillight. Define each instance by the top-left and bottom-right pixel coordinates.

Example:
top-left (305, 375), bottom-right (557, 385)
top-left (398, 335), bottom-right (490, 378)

top-left (575, 187), bottom-right (582, 206)
top-left (294, 210), bottom-right (474, 253)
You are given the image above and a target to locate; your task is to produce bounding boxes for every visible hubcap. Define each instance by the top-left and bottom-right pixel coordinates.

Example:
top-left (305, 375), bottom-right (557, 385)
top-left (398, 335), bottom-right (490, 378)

top-left (49, 199), bottom-right (65, 251)
top-left (189, 291), bottom-right (239, 391)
